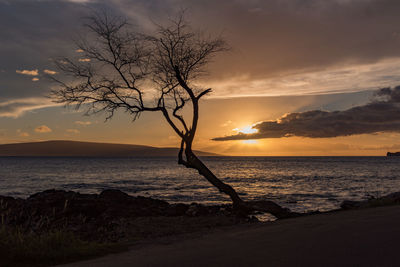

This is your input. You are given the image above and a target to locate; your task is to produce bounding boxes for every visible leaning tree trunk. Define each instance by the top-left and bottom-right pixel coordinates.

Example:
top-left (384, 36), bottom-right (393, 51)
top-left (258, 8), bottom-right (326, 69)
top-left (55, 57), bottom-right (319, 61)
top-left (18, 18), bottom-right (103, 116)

top-left (184, 149), bottom-right (245, 209)
top-left (181, 148), bottom-right (299, 219)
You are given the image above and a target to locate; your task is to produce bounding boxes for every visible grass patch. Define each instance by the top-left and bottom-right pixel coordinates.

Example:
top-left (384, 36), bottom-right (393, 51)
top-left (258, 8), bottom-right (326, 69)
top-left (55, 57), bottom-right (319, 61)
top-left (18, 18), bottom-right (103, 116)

top-left (0, 226), bottom-right (125, 267)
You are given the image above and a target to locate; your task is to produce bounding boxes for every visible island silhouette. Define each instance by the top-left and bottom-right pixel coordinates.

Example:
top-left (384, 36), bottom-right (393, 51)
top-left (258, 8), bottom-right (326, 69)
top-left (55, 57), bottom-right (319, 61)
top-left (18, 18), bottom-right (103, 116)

top-left (387, 152), bottom-right (400, 156)
top-left (0, 140), bottom-right (218, 157)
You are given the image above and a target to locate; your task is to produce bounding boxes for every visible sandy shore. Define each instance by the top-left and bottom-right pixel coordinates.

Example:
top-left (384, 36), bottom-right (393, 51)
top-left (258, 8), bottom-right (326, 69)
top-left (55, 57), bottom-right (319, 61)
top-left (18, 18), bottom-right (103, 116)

top-left (58, 205), bottom-right (400, 267)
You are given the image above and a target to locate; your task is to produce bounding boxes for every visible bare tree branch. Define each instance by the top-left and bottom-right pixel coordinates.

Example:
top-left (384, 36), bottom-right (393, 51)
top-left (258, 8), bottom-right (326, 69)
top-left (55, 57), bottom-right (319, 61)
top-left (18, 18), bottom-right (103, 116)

top-left (50, 11), bottom-right (256, 211)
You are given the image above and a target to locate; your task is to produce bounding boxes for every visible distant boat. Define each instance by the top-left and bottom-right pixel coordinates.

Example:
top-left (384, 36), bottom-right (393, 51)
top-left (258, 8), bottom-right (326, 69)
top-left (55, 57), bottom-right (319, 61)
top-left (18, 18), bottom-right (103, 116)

top-left (387, 152), bottom-right (400, 156)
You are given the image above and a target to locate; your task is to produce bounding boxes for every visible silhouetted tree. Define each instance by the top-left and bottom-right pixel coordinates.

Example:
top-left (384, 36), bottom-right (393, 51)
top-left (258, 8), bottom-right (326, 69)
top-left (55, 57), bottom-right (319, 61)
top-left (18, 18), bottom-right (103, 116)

top-left (52, 12), bottom-right (294, 218)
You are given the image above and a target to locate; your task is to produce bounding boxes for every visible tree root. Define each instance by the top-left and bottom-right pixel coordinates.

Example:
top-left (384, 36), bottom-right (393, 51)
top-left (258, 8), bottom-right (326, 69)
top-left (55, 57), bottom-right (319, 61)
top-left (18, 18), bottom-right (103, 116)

top-left (233, 200), bottom-right (304, 220)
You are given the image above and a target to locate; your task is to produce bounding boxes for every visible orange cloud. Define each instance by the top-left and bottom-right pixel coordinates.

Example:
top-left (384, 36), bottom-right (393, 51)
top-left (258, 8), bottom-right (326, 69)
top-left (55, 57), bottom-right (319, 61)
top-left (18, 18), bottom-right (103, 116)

top-left (75, 121), bottom-right (92, 126)
top-left (66, 129), bottom-right (80, 134)
top-left (35, 125), bottom-right (52, 133)
top-left (17, 129), bottom-right (30, 137)
top-left (16, 69), bottom-right (38, 76)
top-left (43, 69), bottom-right (57, 75)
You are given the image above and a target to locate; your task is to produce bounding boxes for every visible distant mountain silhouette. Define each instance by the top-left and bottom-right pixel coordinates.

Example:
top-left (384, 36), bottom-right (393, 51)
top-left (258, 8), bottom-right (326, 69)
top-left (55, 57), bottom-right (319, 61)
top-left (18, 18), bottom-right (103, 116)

top-left (387, 152), bottom-right (400, 157)
top-left (0, 140), bottom-right (218, 157)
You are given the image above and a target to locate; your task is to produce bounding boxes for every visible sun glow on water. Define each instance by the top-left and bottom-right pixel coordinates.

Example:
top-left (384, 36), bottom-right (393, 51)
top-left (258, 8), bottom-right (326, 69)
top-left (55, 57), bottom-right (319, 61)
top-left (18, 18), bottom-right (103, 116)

top-left (242, 140), bottom-right (258, 144)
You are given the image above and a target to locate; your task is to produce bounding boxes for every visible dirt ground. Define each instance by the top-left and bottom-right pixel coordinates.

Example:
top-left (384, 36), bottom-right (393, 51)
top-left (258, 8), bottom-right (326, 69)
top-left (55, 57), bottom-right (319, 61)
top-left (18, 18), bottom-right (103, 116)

top-left (58, 205), bottom-right (400, 267)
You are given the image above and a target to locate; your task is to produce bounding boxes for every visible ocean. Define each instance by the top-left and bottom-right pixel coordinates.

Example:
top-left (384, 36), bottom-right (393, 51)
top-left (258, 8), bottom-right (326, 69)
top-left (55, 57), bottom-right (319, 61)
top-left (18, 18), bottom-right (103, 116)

top-left (0, 156), bottom-right (399, 213)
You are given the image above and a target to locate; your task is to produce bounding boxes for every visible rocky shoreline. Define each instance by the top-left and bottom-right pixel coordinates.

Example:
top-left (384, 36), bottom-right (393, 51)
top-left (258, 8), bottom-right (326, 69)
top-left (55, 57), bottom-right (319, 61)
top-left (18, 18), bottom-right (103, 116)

top-left (2, 189), bottom-right (400, 244)
top-left (340, 191), bottom-right (400, 209)
top-left (0, 189), bottom-right (248, 243)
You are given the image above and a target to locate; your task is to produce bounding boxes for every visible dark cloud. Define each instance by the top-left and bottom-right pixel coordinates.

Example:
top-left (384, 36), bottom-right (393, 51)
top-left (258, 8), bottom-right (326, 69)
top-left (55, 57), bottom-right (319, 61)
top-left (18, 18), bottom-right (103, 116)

top-left (90, 0), bottom-right (400, 80)
top-left (213, 86), bottom-right (400, 140)
top-left (159, 0), bottom-right (400, 79)
top-left (0, 0), bottom-right (119, 100)
top-left (3, 0), bottom-right (400, 110)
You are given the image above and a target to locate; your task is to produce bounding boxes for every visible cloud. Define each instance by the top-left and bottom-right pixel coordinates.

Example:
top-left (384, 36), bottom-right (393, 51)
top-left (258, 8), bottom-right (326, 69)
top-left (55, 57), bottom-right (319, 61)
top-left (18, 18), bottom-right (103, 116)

top-left (64, 0), bottom-right (94, 3)
top-left (66, 129), bottom-right (80, 134)
top-left (43, 69), bottom-right (57, 75)
top-left (213, 86), bottom-right (400, 141)
top-left (4, 0), bottom-right (400, 103)
top-left (16, 129), bottom-right (30, 137)
top-left (191, 0), bottom-right (400, 80)
top-left (4, 0), bottom-right (400, 114)
top-left (0, 98), bottom-right (60, 118)
top-left (15, 69), bottom-right (38, 76)
top-left (110, 0), bottom-right (400, 84)
top-left (220, 120), bottom-right (233, 127)
top-left (18, 132), bottom-right (29, 137)
top-left (208, 58), bottom-right (400, 98)
top-left (34, 125), bottom-right (52, 133)
top-left (74, 120), bottom-right (92, 125)
top-left (78, 58), bottom-right (90, 62)
top-left (32, 77), bottom-right (39, 82)
top-left (0, 1), bottom-right (92, 101)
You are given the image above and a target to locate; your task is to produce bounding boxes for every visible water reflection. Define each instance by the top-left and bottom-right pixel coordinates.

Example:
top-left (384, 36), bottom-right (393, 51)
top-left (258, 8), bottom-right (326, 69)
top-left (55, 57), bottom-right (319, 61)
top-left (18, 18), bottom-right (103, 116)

top-left (0, 156), bottom-right (399, 213)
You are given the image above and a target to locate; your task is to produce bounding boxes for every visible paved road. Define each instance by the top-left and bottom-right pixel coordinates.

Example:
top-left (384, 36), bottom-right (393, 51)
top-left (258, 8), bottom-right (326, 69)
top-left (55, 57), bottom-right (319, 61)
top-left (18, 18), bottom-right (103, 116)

top-left (59, 205), bottom-right (400, 267)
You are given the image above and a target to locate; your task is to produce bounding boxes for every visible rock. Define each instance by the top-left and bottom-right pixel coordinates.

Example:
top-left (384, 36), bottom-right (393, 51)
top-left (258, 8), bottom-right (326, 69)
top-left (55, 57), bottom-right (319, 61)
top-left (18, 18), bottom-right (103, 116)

top-left (0, 189), bottom-right (240, 242)
top-left (340, 200), bottom-right (362, 210)
top-left (99, 189), bottom-right (131, 202)
top-left (340, 191), bottom-right (400, 210)
top-left (167, 203), bottom-right (189, 216)
top-left (385, 192), bottom-right (400, 201)
top-left (247, 200), bottom-right (300, 219)
top-left (185, 203), bottom-right (212, 217)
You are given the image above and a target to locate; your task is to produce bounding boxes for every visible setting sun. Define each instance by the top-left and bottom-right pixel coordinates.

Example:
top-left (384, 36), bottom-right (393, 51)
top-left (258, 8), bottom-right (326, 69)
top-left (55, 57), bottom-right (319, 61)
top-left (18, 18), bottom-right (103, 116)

top-left (234, 125), bottom-right (259, 134)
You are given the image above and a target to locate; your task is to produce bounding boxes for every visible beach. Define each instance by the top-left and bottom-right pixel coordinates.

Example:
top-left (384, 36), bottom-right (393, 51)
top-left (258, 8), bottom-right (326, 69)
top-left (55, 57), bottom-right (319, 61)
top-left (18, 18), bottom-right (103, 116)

top-left (59, 205), bottom-right (400, 267)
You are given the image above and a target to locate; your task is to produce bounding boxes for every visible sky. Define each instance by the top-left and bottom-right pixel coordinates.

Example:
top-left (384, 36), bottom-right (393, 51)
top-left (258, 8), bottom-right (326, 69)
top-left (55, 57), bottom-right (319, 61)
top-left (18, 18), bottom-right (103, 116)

top-left (2, 0), bottom-right (400, 155)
